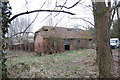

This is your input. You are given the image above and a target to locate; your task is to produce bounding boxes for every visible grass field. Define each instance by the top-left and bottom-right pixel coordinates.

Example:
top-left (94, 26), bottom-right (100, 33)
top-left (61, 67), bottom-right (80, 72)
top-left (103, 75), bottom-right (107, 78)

top-left (6, 49), bottom-right (118, 78)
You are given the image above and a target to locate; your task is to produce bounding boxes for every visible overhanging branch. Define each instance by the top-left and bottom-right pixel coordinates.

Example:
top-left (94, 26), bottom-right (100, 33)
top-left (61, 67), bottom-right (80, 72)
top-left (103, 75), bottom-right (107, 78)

top-left (9, 10), bottom-right (75, 22)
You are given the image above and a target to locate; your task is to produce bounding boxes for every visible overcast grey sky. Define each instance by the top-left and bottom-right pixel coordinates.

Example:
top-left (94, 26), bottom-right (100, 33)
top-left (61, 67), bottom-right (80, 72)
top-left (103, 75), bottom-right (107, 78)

top-left (9, 0), bottom-right (94, 32)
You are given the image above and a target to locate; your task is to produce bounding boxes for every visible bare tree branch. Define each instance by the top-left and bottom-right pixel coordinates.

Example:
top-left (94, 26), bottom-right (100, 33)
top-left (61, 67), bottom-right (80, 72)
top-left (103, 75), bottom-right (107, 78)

top-left (40, 13), bottom-right (51, 23)
top-left (9, 32), bottom-right (34, 38)
top-left (79, 3), bottom-right (93, 12)
top-left (22, 0), bottom-right (48, 37)
top-left (54, 14), bottom-right (66, 26)
top-left (54, 0), bottom-right (68, 17)
top-left (9, 10), bottom-right (75, 22)
top-left (110, 2), bottom-right (120, 12)
top-left (25, 0), bottom-right (28, 5)
top-left (70, 17), bottom-right (94, 27)
top-left (56, 0), bottom-right (82, 9)
top-left (109, 1), bottom-right (120, 26)
top-left (111, 8), bottom-right (116, 23)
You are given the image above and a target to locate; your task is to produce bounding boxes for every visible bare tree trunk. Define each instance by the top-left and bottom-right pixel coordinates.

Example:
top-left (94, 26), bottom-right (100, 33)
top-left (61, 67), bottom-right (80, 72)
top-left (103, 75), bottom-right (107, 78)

top-left (118, 17), bottom-right (120, 78)
top-left (117, 7), bottom-right (120, 78)
top-left (97, 14), bottom-right (113, 77)
top-left (92, 2), bottom-right (113, 78)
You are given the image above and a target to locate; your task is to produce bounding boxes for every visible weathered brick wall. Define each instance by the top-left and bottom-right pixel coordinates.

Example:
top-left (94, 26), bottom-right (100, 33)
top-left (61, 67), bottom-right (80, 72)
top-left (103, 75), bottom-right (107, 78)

top-left (34, 33), bottom-right (44, 53)
top-left (45, 37), bottom-right (64, 54)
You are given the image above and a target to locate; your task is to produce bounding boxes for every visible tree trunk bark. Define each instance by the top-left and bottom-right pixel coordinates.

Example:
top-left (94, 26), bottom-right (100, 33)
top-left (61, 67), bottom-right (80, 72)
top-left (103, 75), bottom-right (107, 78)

top-left (117, 7), bottom-right (120, 78)
top-left (118, 17), bottom-right (120, 78)
top-left (97, 14), bottom-right (113, 78)
top-left (92, 2), bottom-right (113, 78)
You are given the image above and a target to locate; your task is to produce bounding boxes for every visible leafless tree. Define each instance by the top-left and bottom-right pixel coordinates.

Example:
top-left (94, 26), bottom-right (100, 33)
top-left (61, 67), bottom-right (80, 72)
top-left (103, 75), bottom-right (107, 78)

top-left (8, 17), bottom-right (32, 43)
top-left (91, 0), bottom-right (120, 78)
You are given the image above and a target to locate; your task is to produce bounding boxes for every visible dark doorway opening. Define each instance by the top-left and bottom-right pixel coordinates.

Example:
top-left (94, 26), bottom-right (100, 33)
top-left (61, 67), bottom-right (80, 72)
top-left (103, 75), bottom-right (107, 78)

top-left (64, 45), bottom-right (70, 50)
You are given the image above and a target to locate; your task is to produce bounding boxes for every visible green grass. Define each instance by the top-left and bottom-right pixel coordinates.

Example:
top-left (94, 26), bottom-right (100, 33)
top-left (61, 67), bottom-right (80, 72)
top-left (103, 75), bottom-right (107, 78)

top-left (49, 51), bottom-right (77, 57)
top-left (6, 49), bottom-right (97, 78)
top-left (6, 54), bottom-right (40, 67)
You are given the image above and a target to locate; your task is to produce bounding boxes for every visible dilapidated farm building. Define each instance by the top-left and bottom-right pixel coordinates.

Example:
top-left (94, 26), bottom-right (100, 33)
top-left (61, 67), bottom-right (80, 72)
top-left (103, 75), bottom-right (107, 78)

top-left (34, 26), bottom-right (92, 55)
